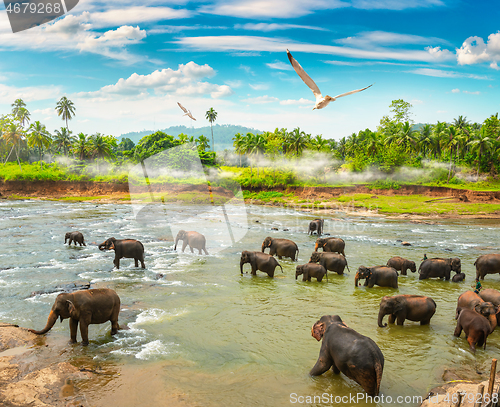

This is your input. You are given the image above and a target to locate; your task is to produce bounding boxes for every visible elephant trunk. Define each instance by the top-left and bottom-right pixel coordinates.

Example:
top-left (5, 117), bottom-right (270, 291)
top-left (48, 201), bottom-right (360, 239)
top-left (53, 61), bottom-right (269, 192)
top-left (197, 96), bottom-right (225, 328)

top-left (378, 309), bottom-right (388, 328)
top-left (28, 310), bottom-right (58, 335)
top-left (240, 260), bottom-right (245, 274)
top-left (354, 272), bottom-right (360, 287)
top-left (314, 242), bottom-right (319, 251)
top-left (261, 243), bottom-right (266, 252)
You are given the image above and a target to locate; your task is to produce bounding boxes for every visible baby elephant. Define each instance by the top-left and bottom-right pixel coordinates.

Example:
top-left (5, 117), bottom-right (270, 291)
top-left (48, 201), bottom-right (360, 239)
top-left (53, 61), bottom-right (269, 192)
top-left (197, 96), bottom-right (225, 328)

top-left (65, 231), bottom-right (86, 246)
top-left (452, 272), bottom-right (466, 282)
top-left (174, 230), bottom-right (208, 255)
top-left (378, 295), bottom-right (436, 327)
top-left (240, 251), bottom-right (283, 277)
top-left (295, 263), bottom-right (327, 282)
top-left (386, 256), bottom-right (415, 275)
top-left (454, 307), bottom-right (491, 353)
top-left (98, 237), bottom-right (145, 269)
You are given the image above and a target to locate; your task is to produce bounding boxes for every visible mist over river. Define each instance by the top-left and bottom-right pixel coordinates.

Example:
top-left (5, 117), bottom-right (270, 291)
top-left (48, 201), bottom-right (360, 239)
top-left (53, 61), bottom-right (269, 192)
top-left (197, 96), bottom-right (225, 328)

top-left (1, 200), bottom-right (500, 406)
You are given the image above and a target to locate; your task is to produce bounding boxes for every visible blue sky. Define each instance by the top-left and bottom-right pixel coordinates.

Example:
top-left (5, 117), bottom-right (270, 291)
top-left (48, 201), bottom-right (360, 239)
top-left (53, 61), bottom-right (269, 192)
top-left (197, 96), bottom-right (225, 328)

top-left (0, 0), bottom-right (499, 140)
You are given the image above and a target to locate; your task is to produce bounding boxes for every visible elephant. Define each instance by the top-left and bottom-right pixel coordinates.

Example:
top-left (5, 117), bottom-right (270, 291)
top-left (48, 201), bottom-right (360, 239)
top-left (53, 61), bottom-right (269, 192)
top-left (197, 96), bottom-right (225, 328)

top-left (314, 237), bottom-right (345, 257)
top-left (474, 254), bottom-right (500, 280)
top-left (452, 272), bottom-right (466, 282)
top-left (378, 295), bottom-right (436, 327)
top-left (174, 230), bottom-right (208, 255)
top-left (310, 315), bottom-right (384, 397)
top-left (28, 288), bottom-right (120, 346)
top-left (295, 263), bottom-right (328, 282)
top-left (309, 252), bottom-right (349, 275)
top-left (98, 237), bottom-right (145, 269)
top-left (65, 231), bottom-right (86, 246)
top-left (454, 308), bottom-right (491, 353)
top-left (418, 257), bottom-right (461, 280)
top-left (261, 237), bottom-right (299, 261)
top-left (355, 266), bottom-right (398, 288)
top-left (240, 250), bottom-right (283, 277)
top-left (456, 291), bottom-right (498, 331)
top-left (479, 288), bottom-right (500, 306)
top-left (386, 256), bottom-right (416, 276)
top-left (308, 219), bottom-right (324, 236)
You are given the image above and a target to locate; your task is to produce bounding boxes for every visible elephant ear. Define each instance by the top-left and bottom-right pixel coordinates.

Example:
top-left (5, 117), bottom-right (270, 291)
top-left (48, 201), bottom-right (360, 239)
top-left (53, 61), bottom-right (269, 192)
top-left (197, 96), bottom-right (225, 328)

top-left (311, 322), bottom-right (325, 341)
top-left (67, 300), bottom-right (76, 316)
top-left (474, 304), bottom-right (482, 314)
top-left (392, 298), bottom-right (405, 314)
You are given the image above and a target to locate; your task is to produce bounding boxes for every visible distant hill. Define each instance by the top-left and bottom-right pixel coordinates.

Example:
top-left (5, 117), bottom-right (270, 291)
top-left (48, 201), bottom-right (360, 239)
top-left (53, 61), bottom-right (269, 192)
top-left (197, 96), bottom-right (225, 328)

top-left (119, 124), bottom-right (263, 151)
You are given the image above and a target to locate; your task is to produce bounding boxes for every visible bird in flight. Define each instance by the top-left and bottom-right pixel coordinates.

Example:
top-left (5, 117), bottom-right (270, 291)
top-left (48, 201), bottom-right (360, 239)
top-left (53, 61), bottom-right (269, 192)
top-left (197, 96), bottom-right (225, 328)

top-left (177, 102), bottom-right (196, 121)
top-left (286, 49), bottom-right (373, 110)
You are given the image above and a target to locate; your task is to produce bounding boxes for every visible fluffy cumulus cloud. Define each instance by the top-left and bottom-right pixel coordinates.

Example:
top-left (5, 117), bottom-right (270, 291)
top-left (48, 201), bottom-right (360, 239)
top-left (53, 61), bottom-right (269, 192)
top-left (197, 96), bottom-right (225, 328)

top-left (0, 83), bottom-right (61, 104)
top-left (80, 62), bottom-right (233, 99)
top-left (456, 32), bottom-right (500, 68)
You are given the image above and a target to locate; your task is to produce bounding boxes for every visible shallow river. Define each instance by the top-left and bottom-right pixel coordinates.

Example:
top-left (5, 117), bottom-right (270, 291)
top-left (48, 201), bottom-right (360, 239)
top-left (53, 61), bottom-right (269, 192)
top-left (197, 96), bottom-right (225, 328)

top-left (1, 200), bottom-right (500, 406)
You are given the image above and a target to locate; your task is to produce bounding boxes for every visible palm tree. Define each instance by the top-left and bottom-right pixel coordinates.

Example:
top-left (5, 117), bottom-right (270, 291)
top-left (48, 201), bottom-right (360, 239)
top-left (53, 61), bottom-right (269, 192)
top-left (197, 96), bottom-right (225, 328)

top-left (310, 135), bottom-right (328, 152)
top-left (195, 135), bottom-right (210, 151)
top-left (73, 132), bottom-right (89, 160)
top-left (27, 121), bottom-right (52, 168)
top-left (11, 99), bottom-right (26, 117)
top-left (468, 127), bottom-right (494, 181)
top-left (2, 121), bottom-right (24, 169)
top-left (53, 127), bottom-right (75, 156)
top-left (430, 121), bottom-right (447, 159)
top-left (443, 125), bottom-right (458, 181)
top-left (205, 107), bottom-right (217, 151)
top-left (89, 133), bottom-right (114, 171)
top-left (417, 124), bottom-right (433, 158)
top-left (233, 133), bottom-right (245, 166)
top-left (287, 127), bottom-right (308, 157)
top-left (55, 96), bottom-right (76, 130)
top-left (397, 122), bottom-right (418, 152)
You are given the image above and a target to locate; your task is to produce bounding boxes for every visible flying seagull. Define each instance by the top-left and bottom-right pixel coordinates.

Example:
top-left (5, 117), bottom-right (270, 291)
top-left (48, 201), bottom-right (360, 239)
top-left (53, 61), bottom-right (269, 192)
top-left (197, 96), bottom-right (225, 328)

top-left (286, 49), bottom-right (373, 110)
top-left (177, 102), bottom-right (196, 121)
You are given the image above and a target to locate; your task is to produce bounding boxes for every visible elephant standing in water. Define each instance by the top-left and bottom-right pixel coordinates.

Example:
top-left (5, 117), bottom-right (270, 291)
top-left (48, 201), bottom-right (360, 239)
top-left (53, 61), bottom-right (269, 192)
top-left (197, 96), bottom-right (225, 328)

top-left (261, 237), bottom-right (299, 261)
top-left (456, 291), bottom-right (498, 331)
top-left (240, 251), bottom-right (283, 277)
top-left (295, 263), bottom-right (327, 282)
top-left (65, 231), bottom-right (86, 246)
top-left (28, 288), bottom-right (121, 346)
top-left (418, 258), bottom-right (461, 280)
top-left (309, 252), bottom-right (349, 275)
top-left (475, 254), bottom-right (500, 280)
top-left (386, 256), bottom-right (416, 276)
top-left (355, 266), bottom-right (398, 288)
top-left (314, 237), bottom-right (345, 257)
top-left (174, 230), bottom-right (208, 255)
top-left (98, 238), bottom-right (145, 269)
top-left (378, 295), bottom-right (436, 327)
top-left (308, 219), bottom-right (324, 236)
top-left (480, 288), bottom-right (500, 306)
top-left (310, 315), bottom-right (384, 397)
top-left (454, 308), bottom-right (491, 353)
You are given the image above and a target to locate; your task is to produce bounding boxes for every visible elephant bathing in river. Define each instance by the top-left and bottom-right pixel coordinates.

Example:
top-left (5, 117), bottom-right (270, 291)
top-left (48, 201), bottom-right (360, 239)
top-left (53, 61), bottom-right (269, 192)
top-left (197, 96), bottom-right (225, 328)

top-left (418, 258), bottom-right (461, 280)
top-left (261, 237), bottom-right (299, 261)
top-left (308, 219), bottom-right (324, 236)
top-left (378, 295), bottom-right (436, 327)
top-left (65, 231), bottom-right (86, 246)
top-left (240, 251), bottom-right (283, 277)
top-left (28, 288), bottom-right (120, 346)
top-left (174, 230), bottom-right (208, 255)
top-left (454, 308), bottom-right (491, 353)
top-left (456, 291), bottom-right (498, 331)
top-left (386, 256), bottom-right (416, 276)
top-left (480, 288), bottom-right (500, 306)
top-left (295, 263), bottom-right (327, 282)
top-left (475, 254), bottom-right (500, 280)
top-left (314, 237), bottom-right (345, 257)
top-left (98, 238), bottom-right (145, 269)
top-left (309, 252), bottom-right (349, 275)
top-left (310, 315), bottom-right (384, 397)
top-left (355, 266), bottom-right (398, 288)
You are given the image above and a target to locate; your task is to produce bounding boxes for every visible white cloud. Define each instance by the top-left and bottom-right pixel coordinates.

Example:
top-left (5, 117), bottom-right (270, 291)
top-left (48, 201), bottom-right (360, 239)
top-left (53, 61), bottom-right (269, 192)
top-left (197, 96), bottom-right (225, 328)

top-left (425, 46), bottom-right (454, 61)
top-left (0, 84), bottom-right (61, 104)
top-left (336, 31), bottom-right (449, 47)
top-left (351, 0), bottom-right (444, 10)
top-left (242, 95), bottom-right (279, 104)
top-left (249, 83), bottom-right (269, 90)
top-left (279, 98), bottom-right (312, 105)
top-left (456, 32), bottom-right (500, 68)
top-left (266, 61), bottom-right (293, 71)
top-left (409, 68), bottom-right (490, 80)
top-left (451, 88), bottom-right (460, 93)
top-left (89, 7), bottom-right (191, 28)
top-left (234, 23), bottom-right (327, 32)
top-left (463, 90), bottom-right (480, 95)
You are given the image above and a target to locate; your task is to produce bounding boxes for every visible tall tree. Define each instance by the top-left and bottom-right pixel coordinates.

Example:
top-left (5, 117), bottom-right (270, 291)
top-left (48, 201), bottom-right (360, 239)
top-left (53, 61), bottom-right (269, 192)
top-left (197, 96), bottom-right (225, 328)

top-left (27, 121), bottom-right (52, 168)
top-left (55, 96), bottom-right (76, 130)
top-left (286, 127), bottom-right (308, 157)
top-left (205, 107), bottom-right (217, 152)
top-left (2, 119), bottom-right (24, 169)
top-left (468, 127), bottom-right (493, 181)
top-left (73, 132), bottom-right (89, 160)
top-left (390, 99), bottom-right (413, 124)
top-left (53, 127), bottom-right (75, 156)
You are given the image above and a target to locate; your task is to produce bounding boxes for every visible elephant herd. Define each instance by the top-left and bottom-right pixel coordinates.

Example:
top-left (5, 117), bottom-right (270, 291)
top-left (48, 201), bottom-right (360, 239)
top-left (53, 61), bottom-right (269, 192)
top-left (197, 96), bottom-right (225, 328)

top-left (29, 222), bottom-right (500, 398)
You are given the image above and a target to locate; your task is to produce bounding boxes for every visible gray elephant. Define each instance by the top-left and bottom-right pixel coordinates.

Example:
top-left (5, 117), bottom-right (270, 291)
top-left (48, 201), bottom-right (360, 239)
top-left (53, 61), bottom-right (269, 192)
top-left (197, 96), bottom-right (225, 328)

top-left (295, 263), bottom-right (327, 282)
top-left (240, 250), bottom-right (283, 277)
top-left (65, 231), bottom-right (86, 246)
top-left (454, 308), bottom-right (491, 353)
top-left (378, 295), bottom-right (436, 327)
top-left (261, 237), bottom-right (299, 261)
top-left (174, 230), bottom-right (208, 255)
top-left (310, 315), bottom-right (384, 397)
top-left (452, 272), bottom-right (466, 282)
top-left (479, 288), bottom-right (500, 306)
top-left (98, 237), bottom-right (145, 269)
top-left (418, 258), bottom-right (461, 280)
top-left (456, 291), bottom-right (498, 331)
top-left (355, 266), bottom-right (398, 288)
top-left (28, 288), bottom-right (120, 346)
top-left (308, 219), bottom-right (324, 235)
top-left (309, 252), bottom-right (349, 275)
top-left (314, 237), bottom-right (345, 257)
top-left (386, 256), bottom-right (416, 276)
top-left (475, 254), bottom-right (500, 280)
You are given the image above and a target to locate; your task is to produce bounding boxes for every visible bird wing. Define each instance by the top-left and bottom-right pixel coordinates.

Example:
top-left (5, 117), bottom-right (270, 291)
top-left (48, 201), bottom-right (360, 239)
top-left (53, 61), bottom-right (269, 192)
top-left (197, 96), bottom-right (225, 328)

top-left (177, 102), bottom-right (188, 113)
top-left (332, 84), bottom-right (373, 99)
top-left (286, 49), bottom-right (322, 100)
top-left (187, 112), bottom-right (196, 121)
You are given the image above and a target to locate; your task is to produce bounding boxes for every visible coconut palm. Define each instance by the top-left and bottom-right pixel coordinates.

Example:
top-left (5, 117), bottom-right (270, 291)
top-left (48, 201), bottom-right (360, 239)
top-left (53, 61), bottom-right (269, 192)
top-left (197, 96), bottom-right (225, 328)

top-left (417, 124), bottom-right (433, 157)
top-left (55, 96), bottom-right (76, 131)
top-left (11, 99), bottom-right (26, 117)
top-left (73, 132), bottom-right (89, 160)
top-left (205, 107), bottom-right (217, 151)
top-left (430, 121), bottom-right (447, 159)
top-left (195, 135), bottom-right (210, 151)
top-left (286, 127), bottom-right (308, 157)
top-left (468, 127), bottom-right (494, 181)
top-left (2, 120), bottom-right (25, 169)
top-left (233, 133), bottom-right (245, 166)
top-left (397, 122), bottom-right (418, 152)
top-left (27, 121), bottom-right (52, 168)
top-left (310, 134), bottom-right (329, 152)
top-left (89, 133), bottom-right (115, 171)
top-left (53, 127), bottom-right (75, 156)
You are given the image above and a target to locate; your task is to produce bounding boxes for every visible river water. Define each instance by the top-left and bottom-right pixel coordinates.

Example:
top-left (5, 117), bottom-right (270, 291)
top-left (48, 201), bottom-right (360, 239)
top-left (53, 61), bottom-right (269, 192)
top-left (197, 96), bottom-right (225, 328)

top-left (1, 200), bottom-right (500, 406)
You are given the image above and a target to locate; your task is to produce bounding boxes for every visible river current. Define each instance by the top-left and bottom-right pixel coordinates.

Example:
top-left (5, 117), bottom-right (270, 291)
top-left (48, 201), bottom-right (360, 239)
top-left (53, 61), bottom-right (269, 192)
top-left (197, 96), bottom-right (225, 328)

top-left (1, 200), bottom-right (500, 406)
